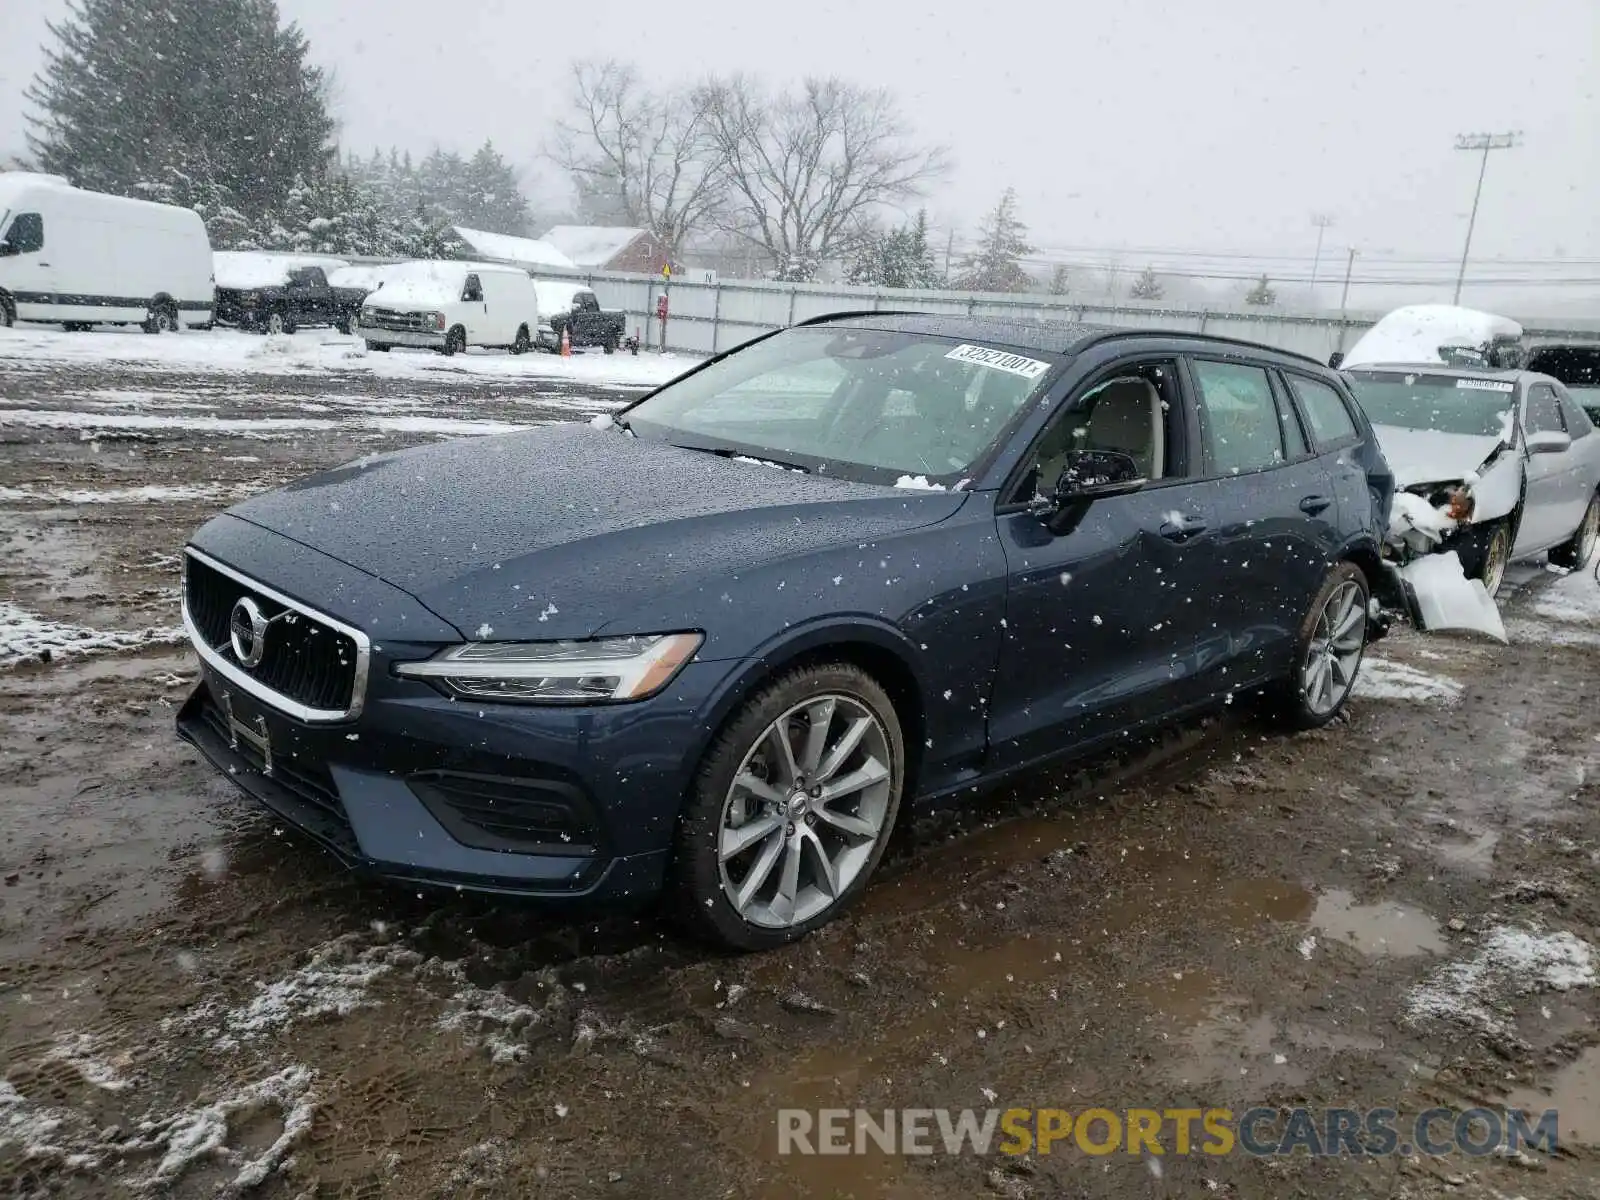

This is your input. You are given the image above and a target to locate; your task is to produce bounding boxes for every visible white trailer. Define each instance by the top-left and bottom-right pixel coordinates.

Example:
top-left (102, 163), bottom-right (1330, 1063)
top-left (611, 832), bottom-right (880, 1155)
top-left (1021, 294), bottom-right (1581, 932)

top-left (0, 172), bottom-right (214, 332)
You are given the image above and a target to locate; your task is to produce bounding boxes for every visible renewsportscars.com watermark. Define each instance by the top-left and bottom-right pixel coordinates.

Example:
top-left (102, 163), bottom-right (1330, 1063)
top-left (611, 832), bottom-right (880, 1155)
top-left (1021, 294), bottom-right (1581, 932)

top-left (777, 1106), bottom-right (1561, 1158)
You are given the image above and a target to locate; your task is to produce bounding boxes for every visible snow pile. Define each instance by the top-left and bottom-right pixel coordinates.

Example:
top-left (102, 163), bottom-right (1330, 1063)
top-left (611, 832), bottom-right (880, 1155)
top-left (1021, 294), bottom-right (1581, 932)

top-left (0, 482), bottom-right (259, 505)
top-left (894, 474), bottom-right (948, 491)
top-left (1406, 926), bottom-right (1595, 1035)
top-left (128, 1065), bottom-right (316, 1192)
top-left (0, 1079), bottom-right (99, 1171)
top-left (0, 327), bottom-right (691, 387)
top-left (436, 976), bottom-right (542, 1064)
top-left (1532, 556), bottom-right (1600, 625)
top-left (43, 1033), bottom-right (133, 1092)
top-left (0, 407), bottom-right (526, 440)
top-left (1, 602), bottom-right (185, 668)
top-left (1388, 492), bottom-right (1457, 548)
top-left (1352, 657), bottom-right (1464, 704)
top-left (167, 936), bottom-right (422, 1049)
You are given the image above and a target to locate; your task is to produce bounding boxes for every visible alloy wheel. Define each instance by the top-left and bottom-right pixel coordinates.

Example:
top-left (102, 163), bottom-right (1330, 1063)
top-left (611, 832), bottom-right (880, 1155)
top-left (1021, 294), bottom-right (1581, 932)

top-left (716, 694), bottom-right (893, 929)
top-left (1481, 525), bottom-right (1510, 597)
top-left (1301, 580), bottom-right (1365, 716)
top-left (266, 312), bottom-right (285, 335)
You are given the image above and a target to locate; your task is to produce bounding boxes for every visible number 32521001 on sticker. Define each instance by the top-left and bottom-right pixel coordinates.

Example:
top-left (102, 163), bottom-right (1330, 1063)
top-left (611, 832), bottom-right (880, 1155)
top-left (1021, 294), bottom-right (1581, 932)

top-left (945, 344), bottom-right (1051, 380)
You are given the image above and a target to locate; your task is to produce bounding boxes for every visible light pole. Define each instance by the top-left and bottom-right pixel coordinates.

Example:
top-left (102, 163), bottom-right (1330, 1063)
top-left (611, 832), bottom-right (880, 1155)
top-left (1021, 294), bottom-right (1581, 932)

top-left (1309, 214), bottom-right (1335, 296)
top-left (1452, 132), bottom-right (1519, 304)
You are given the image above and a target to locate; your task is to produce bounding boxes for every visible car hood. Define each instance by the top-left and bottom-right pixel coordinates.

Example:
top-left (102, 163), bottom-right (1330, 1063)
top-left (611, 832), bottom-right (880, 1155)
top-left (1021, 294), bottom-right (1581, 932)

top-left (224, 423), bottom-right (967, 640)
top-left (1372, 424), bottom-right (1504, 488)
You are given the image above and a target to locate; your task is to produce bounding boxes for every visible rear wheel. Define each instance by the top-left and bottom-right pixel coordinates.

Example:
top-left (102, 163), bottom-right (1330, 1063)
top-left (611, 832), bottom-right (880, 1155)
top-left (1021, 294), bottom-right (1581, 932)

top-left (604, 335), bottom-right (617, 355)
top-left (0, 295), bottom-right (13, 327)
top-left (511, 325), bottom-right (531, 355)
top-left (142, 300), bottom-right (178, 334)
top-left (1550, 492), bottom-right (1600, 569)
top-left (335, 316), bottom-right (353, 335)
top-left (1267, 562), bottom-right (1369, 729)
top-left (264, 310), bottom-right (290, 336)
top-left (673, 663), bottom-right (904, 951)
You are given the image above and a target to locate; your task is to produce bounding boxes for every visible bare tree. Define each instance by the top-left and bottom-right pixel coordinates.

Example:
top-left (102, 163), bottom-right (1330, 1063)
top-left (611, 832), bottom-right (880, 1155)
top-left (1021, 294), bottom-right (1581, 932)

top-left (698, 75), bottom-right (947, 281)
top-left (549, 60), bottom-right (725, 259)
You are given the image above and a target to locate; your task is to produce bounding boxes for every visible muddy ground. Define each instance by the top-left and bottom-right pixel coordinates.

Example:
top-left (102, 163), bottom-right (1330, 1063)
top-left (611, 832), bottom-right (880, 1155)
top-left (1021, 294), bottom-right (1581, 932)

top-left (2, 339), bottom-right (1599, 1199)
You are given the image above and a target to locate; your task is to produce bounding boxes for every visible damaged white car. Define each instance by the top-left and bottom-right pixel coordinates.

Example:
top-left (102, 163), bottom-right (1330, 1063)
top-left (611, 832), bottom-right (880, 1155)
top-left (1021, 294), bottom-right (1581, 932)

top-left (1345, 364), bottom-right (1600, 610)
top-left (1335, 306), bottom-right (1600, 639)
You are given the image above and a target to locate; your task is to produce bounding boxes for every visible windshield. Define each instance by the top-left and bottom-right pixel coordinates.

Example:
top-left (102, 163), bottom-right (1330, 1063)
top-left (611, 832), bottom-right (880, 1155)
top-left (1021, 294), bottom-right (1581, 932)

top-left (622, 326), bottom-right (1058, 485)
top-left (1347, 371), bottom-right (1515, 438)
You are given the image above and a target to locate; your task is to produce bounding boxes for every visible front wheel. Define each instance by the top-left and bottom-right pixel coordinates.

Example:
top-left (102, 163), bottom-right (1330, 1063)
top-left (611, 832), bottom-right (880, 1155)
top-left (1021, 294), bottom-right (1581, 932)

top-left (673, 663), bottom-right (905, 951)
top-left (1267, 562), bottom-right (1369, 730)
top-left (440, 326), bottom-right (466, 356)
top-left (1472, 520), bottom-right (1513, 597)
top-left (335, 316), bottom-right (353, 336)
top-left (263, 310), bottom-right (290, 336)
top-left (142, 300), bottom-right (178, 334)
top-left (1549, 492), bottom-right (1599, 569)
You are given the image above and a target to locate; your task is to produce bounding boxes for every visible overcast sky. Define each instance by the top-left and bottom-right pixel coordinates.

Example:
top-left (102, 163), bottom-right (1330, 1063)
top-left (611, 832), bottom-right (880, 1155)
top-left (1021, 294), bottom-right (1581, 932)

top-left (2, 0), bottom-right (1596, 307)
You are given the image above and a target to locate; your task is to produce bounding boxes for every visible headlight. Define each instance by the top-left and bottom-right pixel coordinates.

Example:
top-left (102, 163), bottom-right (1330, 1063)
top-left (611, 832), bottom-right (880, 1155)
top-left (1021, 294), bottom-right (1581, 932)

top-left (395, 632), bottom-right (702, 703)
top-left (359, 308), bottom-right (373, 325)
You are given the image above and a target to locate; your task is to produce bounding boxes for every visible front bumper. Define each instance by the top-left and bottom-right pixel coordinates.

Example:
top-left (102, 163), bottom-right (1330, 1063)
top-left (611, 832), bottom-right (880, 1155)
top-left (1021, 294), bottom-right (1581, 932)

top-left (176, 649), bottom-right (734, 901)
top-left (359, 326), bottom-right (446, 349)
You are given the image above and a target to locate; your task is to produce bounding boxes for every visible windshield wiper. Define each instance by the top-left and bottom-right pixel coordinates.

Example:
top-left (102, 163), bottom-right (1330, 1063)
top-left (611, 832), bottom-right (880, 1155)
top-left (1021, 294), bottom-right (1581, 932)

top-left (672, 443), bottom-right (812, 474)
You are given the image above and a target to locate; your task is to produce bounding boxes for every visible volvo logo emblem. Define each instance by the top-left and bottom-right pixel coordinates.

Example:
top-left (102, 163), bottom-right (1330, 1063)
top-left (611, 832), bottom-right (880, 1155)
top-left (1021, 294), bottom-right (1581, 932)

top-left (229, 596), bottom-right (270, 668)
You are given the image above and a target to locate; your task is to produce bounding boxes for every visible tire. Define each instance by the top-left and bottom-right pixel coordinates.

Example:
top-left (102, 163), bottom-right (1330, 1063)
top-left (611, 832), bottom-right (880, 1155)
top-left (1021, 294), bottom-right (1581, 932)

top-left (672, 662), bottom-right (905, 951)
top-left (264, 310), bottom-right (290, 336)
top-left (1266, 562), bottom-right (1369, 730)
top-left (1469, 520), bottom-right (1513, 597)
top-left (511, 325), bottom-right (531, 355)
top-left (1550, 491), bottom-right (1600, 569)
top-left (441, 326), bottom-right (466, 357)
top-left (365, 341), bottom-right (390, 353)
top-left (0, 295), bottom-right (13, 328)
top-left (604, 336), bottom-right (617, 355)
top-left (335, 317), bottom-right (352, 336)
top-left (63, 322), bottom-right (92, 333)
top-left (142, 300), bottom-right (178, 335)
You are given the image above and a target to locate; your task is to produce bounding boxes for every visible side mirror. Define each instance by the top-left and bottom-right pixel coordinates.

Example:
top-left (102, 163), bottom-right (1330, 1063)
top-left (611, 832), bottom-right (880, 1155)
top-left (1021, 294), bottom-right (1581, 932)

top-left (1053, 449), bottom-right (1147, 503)
top-left (1526, 430), bottom-right (1572, 456)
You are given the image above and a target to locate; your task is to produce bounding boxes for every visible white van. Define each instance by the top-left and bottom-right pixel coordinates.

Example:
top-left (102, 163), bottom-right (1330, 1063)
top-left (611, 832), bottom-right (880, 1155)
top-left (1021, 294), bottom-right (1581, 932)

top-left (0, 172), bottom-right (214, 332)
top-left (356, 261), bottom-right (540, 355)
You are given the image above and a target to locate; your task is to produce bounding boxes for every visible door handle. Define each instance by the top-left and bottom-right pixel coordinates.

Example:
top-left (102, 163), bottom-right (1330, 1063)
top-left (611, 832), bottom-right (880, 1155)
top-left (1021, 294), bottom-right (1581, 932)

top-left (1299, 494), bottom-right (1333, 515)
top-left (1158, 514), bottom-right (1209, 542)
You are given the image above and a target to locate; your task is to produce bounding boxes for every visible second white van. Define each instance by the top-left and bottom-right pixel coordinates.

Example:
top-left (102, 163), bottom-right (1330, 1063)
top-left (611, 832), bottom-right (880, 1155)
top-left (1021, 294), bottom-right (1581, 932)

top-left (356, 261), bottom-right (540, 355)
top-left (0, 172), bottom-right (214, 332)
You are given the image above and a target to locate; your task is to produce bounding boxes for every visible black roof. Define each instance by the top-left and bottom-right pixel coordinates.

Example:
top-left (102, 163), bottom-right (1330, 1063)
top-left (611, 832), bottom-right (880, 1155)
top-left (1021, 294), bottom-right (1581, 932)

top-left (798, 310), bottom-right (1323, 366)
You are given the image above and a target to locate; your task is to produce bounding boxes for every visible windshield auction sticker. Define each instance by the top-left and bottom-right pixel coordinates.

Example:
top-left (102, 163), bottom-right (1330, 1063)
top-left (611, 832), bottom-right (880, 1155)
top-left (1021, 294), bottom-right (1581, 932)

top-left (945, 344), bottom-right (1051, 379)
top-left (1455, 379), bottom-right (1516, 391)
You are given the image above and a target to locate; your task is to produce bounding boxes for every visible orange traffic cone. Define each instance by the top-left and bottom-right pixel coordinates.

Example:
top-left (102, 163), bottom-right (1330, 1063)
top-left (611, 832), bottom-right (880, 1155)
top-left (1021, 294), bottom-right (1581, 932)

top-left (559, 326), bottom-right (571, 357)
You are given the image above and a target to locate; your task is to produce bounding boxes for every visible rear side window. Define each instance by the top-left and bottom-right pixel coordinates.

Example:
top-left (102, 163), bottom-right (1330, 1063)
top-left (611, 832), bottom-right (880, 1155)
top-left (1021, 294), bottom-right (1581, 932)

top-left (1191, 360), bottom-right (1286, 475)
top-left (1286, 375), bottom-right (1359, 448)
top-left (3, 212), bottom-right (44, 254)
top-left (1525, 385), bottom-right (1566, 434)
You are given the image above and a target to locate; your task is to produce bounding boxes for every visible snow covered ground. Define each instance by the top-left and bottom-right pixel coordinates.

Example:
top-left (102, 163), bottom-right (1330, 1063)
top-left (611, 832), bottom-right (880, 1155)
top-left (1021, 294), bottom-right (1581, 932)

top-left (0, 325), bottom-right (693, 389)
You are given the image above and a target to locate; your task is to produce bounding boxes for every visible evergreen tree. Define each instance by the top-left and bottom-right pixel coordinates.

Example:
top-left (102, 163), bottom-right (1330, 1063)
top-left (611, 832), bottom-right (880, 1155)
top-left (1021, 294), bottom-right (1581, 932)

top-left (26, 0), bottom-right (335, 220)
top-left (1245, 274), bottom-right (1277, 306)
top-left (1048, 264), bottom-right (1070, 295)
top-left (457, 141), bottom-right (530, 235)
top-left (1129, 267), bottom-right (1165, 301)
top-left (845, 212), bottom-right (939, 290)
top-left (952, 189), bottom-right (1034, 293)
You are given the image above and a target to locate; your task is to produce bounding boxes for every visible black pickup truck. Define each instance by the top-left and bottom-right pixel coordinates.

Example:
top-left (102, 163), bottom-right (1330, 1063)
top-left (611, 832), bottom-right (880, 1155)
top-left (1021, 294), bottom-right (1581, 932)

top-left (214, 265), bottom-right (368, 335)
top-left (537, 285), bottom-right (634, 354)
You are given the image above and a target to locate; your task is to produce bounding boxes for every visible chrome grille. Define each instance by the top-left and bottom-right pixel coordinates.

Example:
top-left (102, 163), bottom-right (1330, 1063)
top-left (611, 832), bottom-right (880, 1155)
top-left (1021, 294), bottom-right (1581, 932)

top-left (182, 549), bottom-right (369, 721)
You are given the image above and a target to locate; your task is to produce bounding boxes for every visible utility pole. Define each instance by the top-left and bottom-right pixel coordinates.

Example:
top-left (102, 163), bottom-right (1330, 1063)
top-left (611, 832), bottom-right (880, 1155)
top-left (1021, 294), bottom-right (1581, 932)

top-left (1309, 214), bottom-right (1335, 296)
top-left (1338, 247), bottom-right (1358, 319)
top-left (1452, 132), bottom-right (1520, 304)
